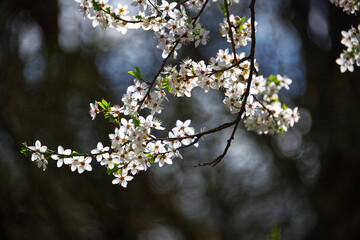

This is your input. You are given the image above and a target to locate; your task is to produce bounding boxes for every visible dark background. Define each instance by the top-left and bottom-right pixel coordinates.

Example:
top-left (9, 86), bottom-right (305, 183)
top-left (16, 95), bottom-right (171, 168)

top-left (1, 0), bottom-right (360, 239)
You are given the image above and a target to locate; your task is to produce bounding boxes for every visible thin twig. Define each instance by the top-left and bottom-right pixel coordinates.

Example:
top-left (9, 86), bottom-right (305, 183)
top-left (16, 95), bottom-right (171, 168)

top-left (195, 111), bottom-right (242, 167)
top-left (151, 115), bottom-right (240, 142)
top-left (137, 0), bottom-right (210, 111)
top-left (224, 0), bottom-right (238, 61)
top-left (176, 0), bottom-right (190, 8)
top-left (195, 0), bottom-right (257, 167)
top-left (179, 55), bottom-right (251, 82)
top-left (252, 94), bottom-right (272, 115)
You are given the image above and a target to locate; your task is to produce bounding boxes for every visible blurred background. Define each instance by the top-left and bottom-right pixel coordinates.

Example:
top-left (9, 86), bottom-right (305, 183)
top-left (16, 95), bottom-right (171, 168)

top-left (0, 0), bottom-right (359, 239)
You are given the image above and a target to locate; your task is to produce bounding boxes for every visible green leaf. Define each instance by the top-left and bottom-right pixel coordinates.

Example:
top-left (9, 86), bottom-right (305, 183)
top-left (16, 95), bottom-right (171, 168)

top-left (106, 165), bottom-right (120, 175)
top-left (92, 0), bottom-right (102, 11)
top-left (268, 74), bottom-right (276, 82)
top-left (268, 226), bottom-right (282, 240)
top-left (131, 115), bottom-right (140, 128)
top-left (220, 3), bottom-right (227, 15)
top-left (101, 99), bottom-right (108, 106)
top-left (236, 17), bottom-right (246, 27)
top-left (268, 74), bottom-right (280, 86)
top-left (282, 104), bottom-right (287, 110)
top-left (97, 99), bottom-right (110, 111)
top-left (97, 101), bottom-right (105, 110)
top-left (20, 143), bottom-right (29, 155)
top-left (146, 153), bottom-right (157, 163)
top-left (129, 67), bottom-right (143, 79)
top-left (162, 77), bottom-right (168, 89)
top-left (134, 67), bottom-right (141, 78)
top-left (145, 153), bottom-right (155, 163)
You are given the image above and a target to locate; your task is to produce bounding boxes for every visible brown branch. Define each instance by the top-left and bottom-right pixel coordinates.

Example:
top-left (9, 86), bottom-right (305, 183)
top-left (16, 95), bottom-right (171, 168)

top-left (176, 0), bottom-right (190, 8)
top-left (100, 6), bottom-right (150, 24)
top-left (179, 55), bottom-right (251, 82)
top-left (150, 116), bottom-right (240, 142)
top-left (212, 56), bottom-right (251, 73)
top-left (137, 0), bottom-right (210, 111)
top-left (224, 0), bottom-right (238, 61)
top-left (133, 0), bottom-right (257, 168)
top-left (195, 0), bottom-right (257, 167)
top-left (252, 94), bottom-right (273, 115)
top-left (195, 111), bottom-right (242, 167)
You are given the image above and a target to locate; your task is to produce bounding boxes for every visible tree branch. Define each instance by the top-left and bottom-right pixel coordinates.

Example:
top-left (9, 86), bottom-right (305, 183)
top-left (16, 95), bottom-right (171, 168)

top-left (224, 0), bottom-right (238, 61)
top-left (136, 0), bottom-right (210, 111)
top-left (195, 0), bottom-right (257, 167)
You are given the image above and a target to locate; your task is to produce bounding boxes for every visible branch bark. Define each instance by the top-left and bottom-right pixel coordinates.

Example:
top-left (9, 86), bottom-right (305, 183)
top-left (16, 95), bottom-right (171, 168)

top-left (195, 0), bottom-right (257, 167)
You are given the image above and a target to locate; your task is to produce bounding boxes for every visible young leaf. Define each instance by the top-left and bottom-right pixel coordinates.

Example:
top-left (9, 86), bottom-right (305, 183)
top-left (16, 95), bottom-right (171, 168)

top-left (97, 101), bottom-right (105, 110)
top-left (128, 71), bottom-right (135, 77)
top-left (20, 143), bottom-right (29, 155)
top-left (106, 165), bottom-right (120, 175)
top-left (268, 74), bottom-right (280, 86)
top-left (162, 78), bottom-right (168, 89)
top-left (131, 115), bottom-right (140, 128)
top-left (92, 0), bottom-right (101, 11)
top-left (134, 67), bottom-right (141, 78)
top-left (269, 226), bottom-right (282, 240)
top-left (102, 99), bottom-right (109, 108)
top-left (220, 3), bottom-right (227, 15)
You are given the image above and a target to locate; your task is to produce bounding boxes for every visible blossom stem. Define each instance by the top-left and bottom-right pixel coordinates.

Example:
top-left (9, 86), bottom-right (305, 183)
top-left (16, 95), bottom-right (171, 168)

top-left (224, 0), bottom-right (238, 61)
top-left (137, 0), bottom-right (210, 112)
top-left (195, 0), bottom-right (257, 167)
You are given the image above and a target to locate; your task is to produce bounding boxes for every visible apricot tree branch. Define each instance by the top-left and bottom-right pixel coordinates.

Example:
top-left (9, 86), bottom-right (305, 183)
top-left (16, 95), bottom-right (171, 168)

top-left (195, 0), bottom-right (257, 167)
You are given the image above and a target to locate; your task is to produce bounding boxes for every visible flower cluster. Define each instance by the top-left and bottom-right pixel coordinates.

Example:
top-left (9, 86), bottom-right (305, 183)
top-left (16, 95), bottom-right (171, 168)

top-left (75, 0), bottom-right (212, 59)
top-left (244, 75), bottom-right (300, 134)
top-left (25, 141), bottom-right (93, 173)
top-left (220, 15), bottom-right (255, 48)
top-left (28, 140), bottom-right (48, 171)
top-left (329, 0), bottom-right (359, 14)
top-left (158, 50), bottom-right (298, 134)
top-left (22, 0), bottom-right (303, 188)
top-left (23, 115), bottom-right (197, 188)
top-left (336, 25), bottom-right (360, 72)
top-left (106, 116), bottom-right (197, 187)
top-left (329, 0), bottom-right (360, 72)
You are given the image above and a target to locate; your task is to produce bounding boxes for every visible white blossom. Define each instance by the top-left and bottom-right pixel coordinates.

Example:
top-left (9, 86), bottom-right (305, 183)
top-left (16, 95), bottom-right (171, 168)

top-left (25, 0), bottom-right (307, 188)
top-left (112, 172), bottom-right (133, 188)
